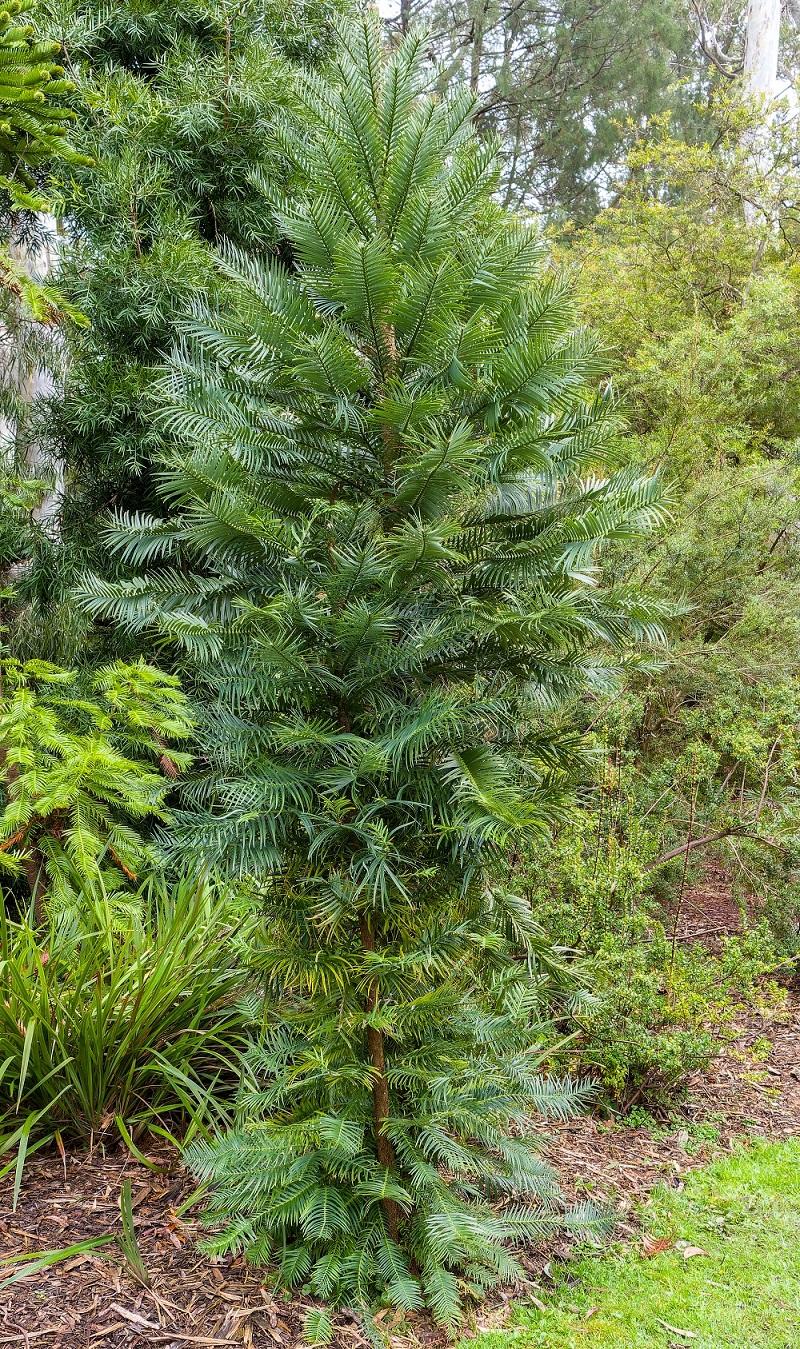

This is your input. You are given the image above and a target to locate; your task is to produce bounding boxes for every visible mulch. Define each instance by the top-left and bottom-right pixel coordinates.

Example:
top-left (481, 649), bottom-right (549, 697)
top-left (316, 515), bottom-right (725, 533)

top-left (2, 873), bottom-right (799, 1346)
top-left (665, 863), bottom-right (750, 950)
top-left (0, 1148), bottom-right (336, 1348)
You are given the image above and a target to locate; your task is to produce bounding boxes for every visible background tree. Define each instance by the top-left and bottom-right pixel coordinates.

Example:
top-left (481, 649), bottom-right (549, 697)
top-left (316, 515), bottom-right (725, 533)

top-left (8, 0), bottom-right (348, 662)
top-left (0, 0), bottom-right (88, 475)
top-left (384, 0), bottom-right (704, 217)
top-left (545, 114), bottom-right (800, 953)
top-left (80, 18), bottom-right (669, 1320)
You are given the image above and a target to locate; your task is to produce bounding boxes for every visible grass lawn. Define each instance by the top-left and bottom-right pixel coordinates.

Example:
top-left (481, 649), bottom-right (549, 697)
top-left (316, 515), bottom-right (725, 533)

top-left (462, 1139), bottom-right (800, 1349)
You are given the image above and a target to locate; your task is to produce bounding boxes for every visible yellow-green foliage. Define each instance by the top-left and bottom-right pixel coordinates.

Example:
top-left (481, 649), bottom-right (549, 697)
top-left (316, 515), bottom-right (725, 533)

top-left (0, 0), bottom-right (86, 201)
top-left (553, 113), bottom-right (800, 937)
top-left (0, 656), bottom-right (193, 909)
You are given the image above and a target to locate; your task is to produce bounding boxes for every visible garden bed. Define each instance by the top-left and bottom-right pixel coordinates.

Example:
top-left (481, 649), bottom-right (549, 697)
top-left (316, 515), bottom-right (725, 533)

top-left (2, 877), bottom-right (797, 1347)
top-left (2, 980), bottom-right (798, 1348)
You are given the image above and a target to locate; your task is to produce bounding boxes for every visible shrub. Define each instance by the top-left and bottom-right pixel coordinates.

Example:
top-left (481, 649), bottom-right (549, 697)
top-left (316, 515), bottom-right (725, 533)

top-left (508, 819), bottom-right (782, 1109)
top-left (0, 874), bottom-right (252, 1152)
top-left (0, 656), bottom-right (193, 915)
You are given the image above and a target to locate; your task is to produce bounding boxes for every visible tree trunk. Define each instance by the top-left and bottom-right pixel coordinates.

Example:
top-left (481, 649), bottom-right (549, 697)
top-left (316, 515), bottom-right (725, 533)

top-left (742, 0), bottom-right (781, 226)
top-left (359, 915), bottom-right (400, 1241)
top-left (5, 218), bottom-right (64, 530)
top-left (744, 0), bottom-right (781, 97)
top-left (469, 1), bottom-right (485, 93)
top-left (23, 849), bottom-right (47, 924)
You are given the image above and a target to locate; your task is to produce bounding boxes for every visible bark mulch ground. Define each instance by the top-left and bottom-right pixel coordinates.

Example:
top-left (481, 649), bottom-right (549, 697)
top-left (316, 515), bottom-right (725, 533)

top-left (2, 876), bottom-right (798, 1346)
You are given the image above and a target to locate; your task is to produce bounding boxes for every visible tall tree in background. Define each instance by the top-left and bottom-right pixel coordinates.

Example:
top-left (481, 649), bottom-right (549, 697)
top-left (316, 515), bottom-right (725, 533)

top-left (690, 0), bottom-right (796, 224)
top-left (0, 0), bottom-right (86, 399)
top-left (0, 0), bottom-right (90, 643)
top-left (691, 0), bottom-right (790, 89)
top-left (743, 0), bottom-right (781, 95)
top-left (11, 0), bottom-right (346, 659)
top-left (385, 0), bottom-right (702, 217)
top-left (80, 18), bottom-right (669, 1319)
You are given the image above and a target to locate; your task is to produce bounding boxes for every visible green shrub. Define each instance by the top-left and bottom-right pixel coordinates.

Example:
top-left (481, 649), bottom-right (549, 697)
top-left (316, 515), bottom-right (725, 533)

top-left (0, 656), bottom-right (193, 914)
top-left (577, 946), bottom-right (714, 1109)
top-left (507, 820), bottom-right (781, 1109)
top-left (0, 874), bottom-right (252, 1149)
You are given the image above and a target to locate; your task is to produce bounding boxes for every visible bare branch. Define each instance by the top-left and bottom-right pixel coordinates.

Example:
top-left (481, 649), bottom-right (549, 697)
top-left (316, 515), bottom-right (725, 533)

top-left (645, 823), bottom-right (785, 870)
top-left (690, 0), bottom-right (744, 78)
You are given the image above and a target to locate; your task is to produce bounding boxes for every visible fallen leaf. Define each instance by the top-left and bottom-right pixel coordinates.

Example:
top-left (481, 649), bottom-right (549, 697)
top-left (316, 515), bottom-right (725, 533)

top-left (528, 1295), bottom-right (546, 1312)
top-left (682, 1245), bottom-right (709, 1260)
top-left (641, 1233), bottom-right (675, 1258)
top-left (584, 1306), bottom-right (599, 1319)
top-left (656, 1318), bottom-right (698, 1339)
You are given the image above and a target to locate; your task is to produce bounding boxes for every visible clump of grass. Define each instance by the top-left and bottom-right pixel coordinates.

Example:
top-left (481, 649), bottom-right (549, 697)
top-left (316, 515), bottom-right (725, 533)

top-left (0, 874), bottom-right (253, 1162)
top-left (461, 1139), bottom-right (800, 1349)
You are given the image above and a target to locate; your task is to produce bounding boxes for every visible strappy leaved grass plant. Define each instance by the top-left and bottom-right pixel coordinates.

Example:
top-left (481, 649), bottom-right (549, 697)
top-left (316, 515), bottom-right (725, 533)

top-left (0, 873), bottom-right (252, 1157)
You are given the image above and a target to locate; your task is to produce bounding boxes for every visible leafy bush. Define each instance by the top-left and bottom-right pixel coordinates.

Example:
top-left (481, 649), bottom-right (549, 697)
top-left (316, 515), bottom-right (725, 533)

top-left (0, 875), bottom-right (251, 1151)
top-left (557, 117), bottom-right (800, 941)
top-left (0, 656), bottom-right (193, 914)
top-left (508, 817), bottom-right (782, 1108)
top-left (576, 946), bottom-right (715, 1109)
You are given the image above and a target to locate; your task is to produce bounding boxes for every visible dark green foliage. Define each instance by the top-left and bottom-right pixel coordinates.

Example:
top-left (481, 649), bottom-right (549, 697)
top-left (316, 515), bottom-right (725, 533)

top-left (24, 0), bottom-right (347, 657)
top-left (189, 961), bottom-right (603, 1323)
top-left (79, 18), bottom-right (669, 1319)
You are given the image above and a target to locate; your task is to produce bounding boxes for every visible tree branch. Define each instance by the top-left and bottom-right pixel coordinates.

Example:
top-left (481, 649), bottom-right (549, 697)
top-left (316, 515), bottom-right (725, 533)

top-left (689, 0), bottom-right (743, 78)
top-left (646, 826), bottom-right (746, 870)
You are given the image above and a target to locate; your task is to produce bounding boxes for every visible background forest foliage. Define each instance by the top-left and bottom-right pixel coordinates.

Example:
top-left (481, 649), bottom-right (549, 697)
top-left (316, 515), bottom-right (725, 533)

top-left (0, 0), bottom-right (798, 1329)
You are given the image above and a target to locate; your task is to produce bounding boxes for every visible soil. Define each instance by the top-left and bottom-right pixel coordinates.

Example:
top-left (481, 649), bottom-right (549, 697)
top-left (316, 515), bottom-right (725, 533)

top-left (1, 876), bottom-right (798, 1347)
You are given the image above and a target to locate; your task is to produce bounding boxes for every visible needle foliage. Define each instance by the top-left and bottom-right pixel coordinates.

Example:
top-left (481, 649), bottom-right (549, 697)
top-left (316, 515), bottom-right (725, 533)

top-left (0, 656), bottom-right (193, 913)
top-left (78, 17), bottom-right (670, 1324)
top-left (0, 0), bottom-right (83, 200)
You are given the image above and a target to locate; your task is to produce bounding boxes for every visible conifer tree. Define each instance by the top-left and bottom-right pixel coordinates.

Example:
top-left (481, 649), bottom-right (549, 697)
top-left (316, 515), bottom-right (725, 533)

top-left (0, 0), bottom-right (81, 199)
top-left (0, 655), bottom-right (192, 916)
top-left (80, 18), bottom-right (670, 1322)
top-left (16, 0), bottom-right (347, 655)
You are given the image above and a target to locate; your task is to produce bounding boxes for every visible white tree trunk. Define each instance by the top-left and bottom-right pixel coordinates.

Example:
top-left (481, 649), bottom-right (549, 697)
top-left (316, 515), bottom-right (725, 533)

top-left (4, 218), bottom-right (63, 532)
top-left (744, 0), bottom-right (781, 97)
top-left (742, 0), bottom-right (782, 225)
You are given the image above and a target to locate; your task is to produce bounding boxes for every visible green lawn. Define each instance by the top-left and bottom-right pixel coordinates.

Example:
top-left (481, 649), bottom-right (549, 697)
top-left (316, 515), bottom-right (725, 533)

top-left (463, 1140), bottom-right (800, 1349)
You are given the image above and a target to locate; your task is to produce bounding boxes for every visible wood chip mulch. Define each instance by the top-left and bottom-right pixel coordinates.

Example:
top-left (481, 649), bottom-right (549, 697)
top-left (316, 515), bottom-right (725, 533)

top-left (2, 873), bottom-right (798, 1345)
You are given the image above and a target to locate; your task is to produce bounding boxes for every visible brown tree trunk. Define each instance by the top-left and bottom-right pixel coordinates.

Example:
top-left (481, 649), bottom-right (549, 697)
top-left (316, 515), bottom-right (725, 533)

top-left (360, 915), bottom-right (400, 1241)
